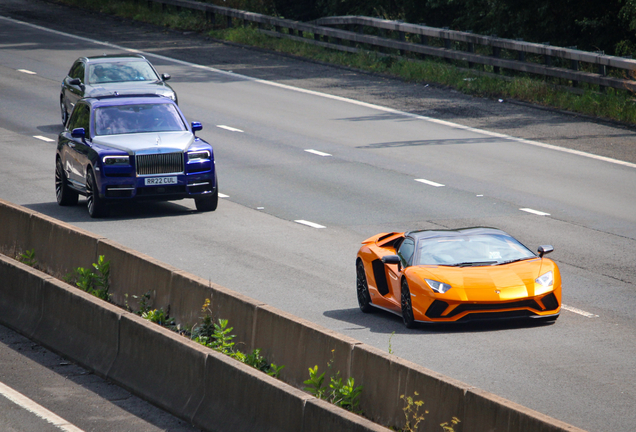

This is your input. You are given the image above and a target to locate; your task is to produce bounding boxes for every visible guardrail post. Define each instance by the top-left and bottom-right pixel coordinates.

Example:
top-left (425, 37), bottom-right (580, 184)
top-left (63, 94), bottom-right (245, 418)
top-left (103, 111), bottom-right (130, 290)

top-left (206, 11), bottom-right (215, 24)
top-left (226, 15), bottom-right (233, 28)
top-left (243, 19), bottom-right (249, 28)
top-left (570, 59), bottom-right (579, 87)
top-left (357, 24), bottom-right (364, 34)
top-left (468, 42), bottom-right (474, 68)
top-left (516, 39), bottom-right (525, 62)
top-left (492, 46), bottom-right (501, 73)
top-left (542, 42), bottom-right (552, 66)
top-left (398, 30), bottom-right (406, 55)
top-left (314, 32), bottom-right (320, 41)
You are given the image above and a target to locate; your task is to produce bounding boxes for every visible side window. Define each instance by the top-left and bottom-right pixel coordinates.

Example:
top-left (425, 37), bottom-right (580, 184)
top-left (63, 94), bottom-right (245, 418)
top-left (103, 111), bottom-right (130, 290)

top-left (69, 61), bottom-right (85, 81)
top-left (68, 104), bottom-right (91, 133)
top-left (397, 238), bottom-right (415, 267)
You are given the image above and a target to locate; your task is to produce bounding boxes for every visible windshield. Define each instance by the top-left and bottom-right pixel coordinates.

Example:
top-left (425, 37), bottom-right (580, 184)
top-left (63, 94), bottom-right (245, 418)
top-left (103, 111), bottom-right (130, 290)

top-left (415, 234), bottom-right (535, 266)
top-left (88, 61), bottom-right (159, 84)
top-left (94, 103), bottom-right (187, 135)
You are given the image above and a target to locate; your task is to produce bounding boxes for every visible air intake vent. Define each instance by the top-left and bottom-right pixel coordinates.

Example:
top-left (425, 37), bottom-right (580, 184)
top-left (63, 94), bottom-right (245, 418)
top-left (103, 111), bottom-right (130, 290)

top-left (136, 152), bottom-right (184, 175)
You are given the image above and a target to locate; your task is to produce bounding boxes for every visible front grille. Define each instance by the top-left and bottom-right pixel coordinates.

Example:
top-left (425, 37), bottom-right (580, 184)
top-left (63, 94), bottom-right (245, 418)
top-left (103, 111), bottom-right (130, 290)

top-left (426, 299), bottom-right (542, 319)
top-left (136, 152), bottom-right (184, 175)
top-left (541, 293), bottom-right (559, 310)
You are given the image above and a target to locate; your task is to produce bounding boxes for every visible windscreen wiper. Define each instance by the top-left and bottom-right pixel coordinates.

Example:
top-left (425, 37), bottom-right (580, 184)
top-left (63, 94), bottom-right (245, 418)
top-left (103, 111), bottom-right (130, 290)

top-left (446, 261), bottom-right (498, 267)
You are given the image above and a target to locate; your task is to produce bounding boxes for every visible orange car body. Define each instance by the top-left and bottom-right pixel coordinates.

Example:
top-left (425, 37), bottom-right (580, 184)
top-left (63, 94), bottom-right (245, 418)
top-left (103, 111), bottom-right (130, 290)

top-left (356, 228), bottom-right (561, 325)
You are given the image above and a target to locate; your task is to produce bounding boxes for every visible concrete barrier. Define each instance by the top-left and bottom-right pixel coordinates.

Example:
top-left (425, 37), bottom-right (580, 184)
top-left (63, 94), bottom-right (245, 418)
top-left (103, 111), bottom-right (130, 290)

top-left (0, 198), bottom-right (588, 432)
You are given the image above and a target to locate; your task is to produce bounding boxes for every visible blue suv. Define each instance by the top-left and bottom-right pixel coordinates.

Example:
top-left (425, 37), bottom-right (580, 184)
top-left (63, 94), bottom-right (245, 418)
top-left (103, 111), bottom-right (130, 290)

top-left (55, 95), bottom-right (217, 217)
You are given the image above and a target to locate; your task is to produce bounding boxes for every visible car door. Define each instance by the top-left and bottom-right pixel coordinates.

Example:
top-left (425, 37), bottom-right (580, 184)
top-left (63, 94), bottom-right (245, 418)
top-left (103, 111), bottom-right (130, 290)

top-left (63, 60), bottom-right (86, 112)
top-left (64, 103), bottom-right (92, 187)
top-left (386, 237), bottom-right (415, 302)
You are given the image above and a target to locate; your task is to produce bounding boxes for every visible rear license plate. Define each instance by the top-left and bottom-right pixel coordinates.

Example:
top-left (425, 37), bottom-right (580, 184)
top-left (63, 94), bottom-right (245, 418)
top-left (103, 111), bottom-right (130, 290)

top-left (145, 176), bottom-right (177, 186)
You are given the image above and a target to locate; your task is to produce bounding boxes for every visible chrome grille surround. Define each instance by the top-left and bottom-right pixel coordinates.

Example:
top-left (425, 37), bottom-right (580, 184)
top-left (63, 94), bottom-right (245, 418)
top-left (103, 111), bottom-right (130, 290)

top-left (136, 152), bottom-right (184, 176)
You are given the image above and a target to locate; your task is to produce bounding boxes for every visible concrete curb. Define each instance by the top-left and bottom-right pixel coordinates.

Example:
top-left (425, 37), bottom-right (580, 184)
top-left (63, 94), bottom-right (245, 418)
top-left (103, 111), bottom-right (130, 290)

top-left (0, 198), bottom-right (587, 432)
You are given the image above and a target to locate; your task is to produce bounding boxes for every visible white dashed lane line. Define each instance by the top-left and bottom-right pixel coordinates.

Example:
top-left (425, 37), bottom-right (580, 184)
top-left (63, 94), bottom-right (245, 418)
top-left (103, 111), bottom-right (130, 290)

top-left (305, 149), bottom-right (332, 157)
top-left (0, 381), bottom-right (85, 432)
top-left (17, 69), bottom-right (36, 75)
top-left (519, 208), bottom-right (551, 216)
top-left (218, 193), bottom-right (229, 198)
top-left (415, 178), bottom-right (445, 187)
top-left (562, 304), bottom-right (599, 318)
top-left (294, 220), bottom-right (326, 229)
top-left (216, 125), bottom-right (243, 133)
top-left (33, 135), bottom-right (55, 142)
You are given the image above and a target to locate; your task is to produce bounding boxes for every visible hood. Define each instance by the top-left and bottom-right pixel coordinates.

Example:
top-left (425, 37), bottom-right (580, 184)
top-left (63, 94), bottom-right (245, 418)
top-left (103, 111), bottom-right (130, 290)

top-left (85, 81), bottom-right (172, 97)
top-left (410, 258), bottom-right (555, 301)
top-left (92, 131), bottom-right (194, 154)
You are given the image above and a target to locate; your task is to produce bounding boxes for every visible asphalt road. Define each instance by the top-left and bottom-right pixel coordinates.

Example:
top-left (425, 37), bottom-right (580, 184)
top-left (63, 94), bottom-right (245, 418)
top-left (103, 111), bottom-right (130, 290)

top-left (1, 1), bottom-right (636, 431)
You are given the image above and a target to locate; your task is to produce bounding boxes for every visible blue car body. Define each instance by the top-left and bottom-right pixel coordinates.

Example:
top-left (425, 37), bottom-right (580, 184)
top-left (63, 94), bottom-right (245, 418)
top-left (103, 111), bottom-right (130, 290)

top-left (55, 95), bottom-right (217, 217)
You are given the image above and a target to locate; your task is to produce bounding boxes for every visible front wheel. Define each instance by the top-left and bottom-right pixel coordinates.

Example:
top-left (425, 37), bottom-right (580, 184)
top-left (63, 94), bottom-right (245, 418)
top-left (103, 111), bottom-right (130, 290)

top-left (401, 279), bottom-right (416, 328)
top-left (195, 188), bottom-right (218, 212)
top-left (60, 95), bottom-right (69, 126)
top-left (86, 169), bottom-right (109, 218)
top-left (55, 158), bottom-right (78, 206)
top-left (356, 261), bottom-right (374, 313)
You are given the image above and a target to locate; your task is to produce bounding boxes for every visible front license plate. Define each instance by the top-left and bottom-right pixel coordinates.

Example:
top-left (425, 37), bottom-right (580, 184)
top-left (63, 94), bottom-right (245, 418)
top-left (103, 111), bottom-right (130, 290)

top-left (145, 176), bottom-right (177, 186)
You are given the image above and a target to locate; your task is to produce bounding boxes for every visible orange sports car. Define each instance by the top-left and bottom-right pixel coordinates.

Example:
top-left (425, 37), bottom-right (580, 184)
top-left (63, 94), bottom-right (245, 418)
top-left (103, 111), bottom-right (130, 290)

top-left (356, 227), bottom-right (561, 327)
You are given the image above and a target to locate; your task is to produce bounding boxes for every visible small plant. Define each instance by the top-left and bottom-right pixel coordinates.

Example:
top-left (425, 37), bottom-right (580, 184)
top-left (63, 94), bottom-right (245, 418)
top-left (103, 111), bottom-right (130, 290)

top-left (64, 255), bottom-right (111, 301)
top-left (440, 417), bottom-right (461, 432)
top-left (18, 249), bottom-right (37, 267)
top-left (388, 330), bottom-right (396, 354)
top-left (304, 350), bottom-right (363, 413)
top-left (142, 308), bottom-right (175, 327)
top-left (400, 392), bottom-right (428, 432)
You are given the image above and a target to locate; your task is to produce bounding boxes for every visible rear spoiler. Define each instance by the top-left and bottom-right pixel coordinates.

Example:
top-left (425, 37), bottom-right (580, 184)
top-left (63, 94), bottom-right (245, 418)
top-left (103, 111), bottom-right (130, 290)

top-left (361, 232), bottom-right (403, 246)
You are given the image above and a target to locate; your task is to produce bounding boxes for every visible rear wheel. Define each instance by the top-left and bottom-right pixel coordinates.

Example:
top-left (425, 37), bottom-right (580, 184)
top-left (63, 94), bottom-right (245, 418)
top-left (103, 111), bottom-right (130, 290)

top-left (401, 279), bottom-right (416, 328)
top-left (86, 169), bottom-right (109, 218)
top-left (356, 261), bottom-right (374, 313)
top-left (55, 158), bottom-right (78, 206)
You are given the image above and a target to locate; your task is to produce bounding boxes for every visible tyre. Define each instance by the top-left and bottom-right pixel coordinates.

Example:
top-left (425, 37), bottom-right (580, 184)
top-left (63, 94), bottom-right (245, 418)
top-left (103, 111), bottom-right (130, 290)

top-left (195, 188), bottom-right (218, 212)
top-left (356, 261), bottom-right (374, 313)
top-left (401, 279), bottom-right (416, 328)
top-left (86, 169), bottom-right (109, 218)
top-left (60, 96), bottom-right (69, 126)
top-left (55, 158), bottom-right (79, 206)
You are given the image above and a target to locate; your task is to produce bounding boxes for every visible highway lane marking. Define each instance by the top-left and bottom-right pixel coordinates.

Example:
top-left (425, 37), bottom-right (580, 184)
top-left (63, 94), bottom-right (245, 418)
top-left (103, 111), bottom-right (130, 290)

top-left (295, 220), bottom-right (326, 228)
top-left (17, 69), bottom-right (36, 74)
top-left (415, 178), bottom-right (445, 187)
top-left (6, 16), bottom-right (636, 170)
top-left (519, 207), bottom-right (550, 216)
top-left (216, 125), bottom-right (243, 133)
top-left (0, 381), bottom-right (85, 432)
top-left (305, 149), bottom-right (332, 157)
top-left (218, 193), bottom-right (230, 198)
top-left (561, 304), bottom-right (599, 318)
top-left (33, 135), bottom-right (55, 142)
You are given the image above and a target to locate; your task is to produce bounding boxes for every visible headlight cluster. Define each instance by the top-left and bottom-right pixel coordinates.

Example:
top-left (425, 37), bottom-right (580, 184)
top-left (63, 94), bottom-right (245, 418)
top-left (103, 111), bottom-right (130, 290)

top-left (425, 279), bottom-right (452, 294)
top-left (188, 150), bottom-right (210, 161)
top-left (103, 155), bottom-right (129, 165)
top-left (535, 271), bottom-right (554, 287)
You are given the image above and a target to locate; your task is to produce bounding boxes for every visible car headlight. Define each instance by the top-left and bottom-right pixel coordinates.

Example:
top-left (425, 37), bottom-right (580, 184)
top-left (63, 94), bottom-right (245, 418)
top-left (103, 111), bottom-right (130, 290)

top-left (103, 155), bottom-right (129, 165)
top-left (425, 279), bottom-right (452, 294)
top-left (188, 150), bottom-right (210, 161)
top-left (535, 271), bottom-right (553, 287)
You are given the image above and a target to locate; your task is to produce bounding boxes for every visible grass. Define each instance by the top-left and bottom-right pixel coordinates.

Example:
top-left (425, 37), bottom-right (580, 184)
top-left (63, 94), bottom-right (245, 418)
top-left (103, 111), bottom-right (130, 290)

top-left (54, 0), bottom-right (636, 125)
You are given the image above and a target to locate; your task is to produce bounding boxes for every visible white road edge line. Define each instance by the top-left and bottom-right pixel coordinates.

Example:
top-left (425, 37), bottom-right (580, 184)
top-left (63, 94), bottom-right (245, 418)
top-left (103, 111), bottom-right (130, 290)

top-left (0, 381), bottom-right (85, 432)
top-left (561, 304), bottom-right (599, 318)
top-left (33, 135), bottom-right (55, 142)
top-left (216, 125), bottom-right (244, 133)
top-left (415, 178), bottom-right (445, 187)
top-left (218, 193), bottom-right (230, 198)
top-left (294, 220), bottom-right (326, 229)
top-left (4, 15), bottom-right (636, 170)
top-left (17, 69), bottom-right (37, 75)
top-left (305, 149), bottom-right (332, 157)
top-left (519, 207), bottom-right (550, 216)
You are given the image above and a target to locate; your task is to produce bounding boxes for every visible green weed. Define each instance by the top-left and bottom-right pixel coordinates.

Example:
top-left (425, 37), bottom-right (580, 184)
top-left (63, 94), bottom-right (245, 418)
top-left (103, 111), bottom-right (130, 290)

top-left (17, 249), bottom-right (37, 267)
top-left (64, 255), bottom-right (111, 301)
top-left (304, 350), bottom-right (363, 413)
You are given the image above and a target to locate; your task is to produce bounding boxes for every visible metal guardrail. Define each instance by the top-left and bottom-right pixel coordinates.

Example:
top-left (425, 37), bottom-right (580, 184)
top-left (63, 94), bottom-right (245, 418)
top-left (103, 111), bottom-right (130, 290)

top-left (146, 0), bottom-right (636, 92)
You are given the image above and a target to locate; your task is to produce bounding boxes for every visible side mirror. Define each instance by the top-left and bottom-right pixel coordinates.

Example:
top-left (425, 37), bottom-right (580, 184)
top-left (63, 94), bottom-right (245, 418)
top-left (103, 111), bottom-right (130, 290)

top-left (68, 77), bottom-right (82, 86)
top-left (382, 254), bottom-right (402, 272)
top-left (538, 245), bottom-right (554, 257)
top-left (161, 73), bottom-right (171, 81)
top-left (191, 122), bottom-right (202, 132)
top-left (71, 128), bottom-right (86, 139)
